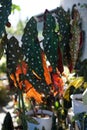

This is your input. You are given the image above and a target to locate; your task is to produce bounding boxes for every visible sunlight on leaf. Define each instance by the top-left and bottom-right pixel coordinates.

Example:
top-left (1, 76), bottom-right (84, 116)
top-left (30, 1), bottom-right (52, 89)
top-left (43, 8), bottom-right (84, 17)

top-left (12, 4), bottom-right (21, 13)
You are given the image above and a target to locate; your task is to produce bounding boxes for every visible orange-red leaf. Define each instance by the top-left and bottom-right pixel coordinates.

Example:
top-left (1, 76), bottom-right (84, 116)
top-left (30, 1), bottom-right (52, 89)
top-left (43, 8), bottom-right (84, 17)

top-left (41, 51), bottom-right (52, 85)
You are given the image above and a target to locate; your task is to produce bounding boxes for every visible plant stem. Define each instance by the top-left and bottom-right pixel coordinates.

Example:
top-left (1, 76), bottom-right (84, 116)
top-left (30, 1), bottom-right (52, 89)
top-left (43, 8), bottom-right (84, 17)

top-left (19, 89), bottom-right (27, 130)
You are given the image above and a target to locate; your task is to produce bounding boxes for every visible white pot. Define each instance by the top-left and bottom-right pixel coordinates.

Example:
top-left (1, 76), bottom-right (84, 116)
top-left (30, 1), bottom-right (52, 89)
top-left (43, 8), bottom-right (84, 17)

top-left (70, 94), bottom-right (87, 114)
top-left (27, 109), bottom-right (53, 130)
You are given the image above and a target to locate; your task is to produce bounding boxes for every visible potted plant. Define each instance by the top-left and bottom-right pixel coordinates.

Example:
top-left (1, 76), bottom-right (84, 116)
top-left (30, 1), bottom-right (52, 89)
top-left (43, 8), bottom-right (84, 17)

top-left (5, 9), bottom-right (67, 130)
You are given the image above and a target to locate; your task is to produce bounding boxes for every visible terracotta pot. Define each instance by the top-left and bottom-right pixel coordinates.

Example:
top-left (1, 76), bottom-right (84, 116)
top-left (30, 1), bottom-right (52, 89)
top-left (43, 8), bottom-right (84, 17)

top-left (27, 109), bottom-right (53, 130)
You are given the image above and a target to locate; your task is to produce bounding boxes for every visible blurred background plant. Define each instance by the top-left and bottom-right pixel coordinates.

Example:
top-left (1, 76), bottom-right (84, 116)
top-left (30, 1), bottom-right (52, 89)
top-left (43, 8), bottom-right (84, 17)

top-left (0, 85), bottom-right (10, 106)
